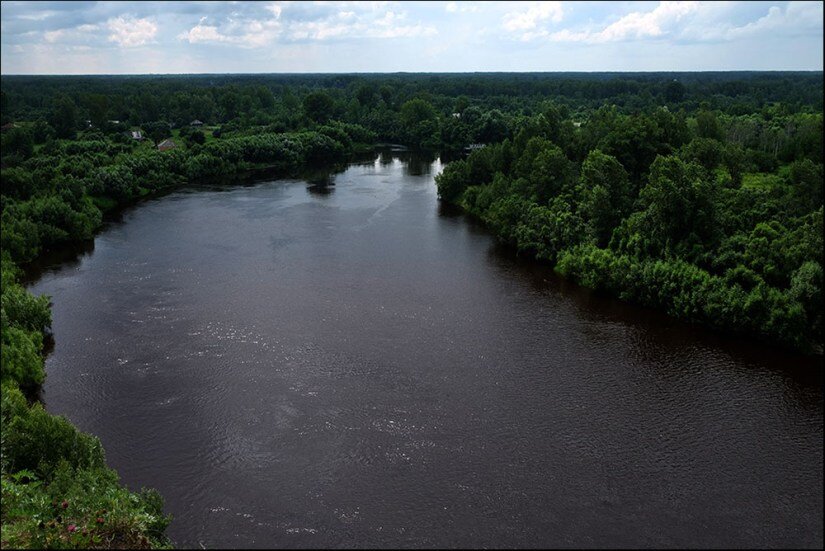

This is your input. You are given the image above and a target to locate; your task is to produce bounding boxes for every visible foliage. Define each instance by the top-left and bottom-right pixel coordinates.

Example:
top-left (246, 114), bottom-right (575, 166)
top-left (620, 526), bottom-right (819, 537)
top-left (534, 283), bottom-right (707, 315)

top-left (1, 385), bottom-right (172, 549)
top-left (437, 83), bottom-right (823, 352)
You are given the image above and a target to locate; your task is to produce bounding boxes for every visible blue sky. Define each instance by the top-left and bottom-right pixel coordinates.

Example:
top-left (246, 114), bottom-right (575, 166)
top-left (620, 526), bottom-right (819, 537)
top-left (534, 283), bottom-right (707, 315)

top-left (1, 1), bottom-right (822, 74)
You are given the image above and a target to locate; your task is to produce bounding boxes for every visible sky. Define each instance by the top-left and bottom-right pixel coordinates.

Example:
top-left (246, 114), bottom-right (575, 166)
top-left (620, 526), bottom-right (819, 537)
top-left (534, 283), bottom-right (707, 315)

top-left (1, 1), bottom-right (823, 74)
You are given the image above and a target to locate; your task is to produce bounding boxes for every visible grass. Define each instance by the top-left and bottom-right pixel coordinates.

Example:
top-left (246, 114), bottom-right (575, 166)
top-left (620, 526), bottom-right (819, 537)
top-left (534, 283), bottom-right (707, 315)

top-left (89, 195), bottom-right (118, 213)
top-left (741, 172), bottom-right (784, 190)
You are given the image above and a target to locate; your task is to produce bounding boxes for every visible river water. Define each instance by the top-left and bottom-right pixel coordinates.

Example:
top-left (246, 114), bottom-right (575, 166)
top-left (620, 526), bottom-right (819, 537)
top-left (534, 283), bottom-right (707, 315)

top-left (27, 150), bottom-right (823, 548)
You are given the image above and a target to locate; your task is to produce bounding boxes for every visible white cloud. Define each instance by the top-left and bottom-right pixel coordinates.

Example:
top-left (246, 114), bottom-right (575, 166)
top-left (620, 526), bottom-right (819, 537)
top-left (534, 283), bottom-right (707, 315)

top-left (179, 23), bottom-right (230, 44)
top-left (179, 16), bottom-right (282, 48)
top-left (3, 0), bottom-right (822, 73)
top-left (542, 1), bottom-right (701, 43)
top-left (177, 2), bottom-right (436, 47)
top-left (446, 2), bottom-right (479, 14)
top-left (43, 29), bottom-right (66, 43)
top-left (689, 1), bottom-right (824, 41)
top-left (264, 2), bottom-right (283, 18)
top-left (285, 7), bottom-right (436, 41)
top-left (594, 1), bottom-right (698, 41)
top-left (542, 1), bottom-right (823, 44)
top-left (503, 1), bottom-right (564, 32)
top-left (106, 16), bottom-right (158, 47)
top-left (43, 24), bottom-right (100, 44)
top-left (18, 11), bottom-right (59, 21)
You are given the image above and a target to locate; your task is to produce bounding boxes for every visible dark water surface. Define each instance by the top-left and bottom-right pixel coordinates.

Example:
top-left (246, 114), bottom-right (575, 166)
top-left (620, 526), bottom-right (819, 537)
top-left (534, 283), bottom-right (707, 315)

top-left (27, 151), bottom-right (823, 549)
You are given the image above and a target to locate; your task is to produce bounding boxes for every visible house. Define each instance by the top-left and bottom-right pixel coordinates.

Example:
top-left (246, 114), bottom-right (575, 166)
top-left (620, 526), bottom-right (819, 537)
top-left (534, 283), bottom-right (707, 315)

top-left (1, 122), bottom-right (17, 132)
top-left (157, 138), bottom-right (177, 151)
top-left (466, 143), bottom-right (485, 151)
top-left (130, 130), bottom-right (144, 140)
top-left (190, 119), bottom-right (204, 127)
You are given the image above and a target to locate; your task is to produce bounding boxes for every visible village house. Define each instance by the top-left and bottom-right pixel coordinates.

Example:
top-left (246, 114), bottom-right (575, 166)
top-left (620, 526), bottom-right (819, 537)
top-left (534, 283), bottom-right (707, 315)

top-left (190, 119), bottom-right (203, 127)
top-left (157, 138), bottom-right (177, 151)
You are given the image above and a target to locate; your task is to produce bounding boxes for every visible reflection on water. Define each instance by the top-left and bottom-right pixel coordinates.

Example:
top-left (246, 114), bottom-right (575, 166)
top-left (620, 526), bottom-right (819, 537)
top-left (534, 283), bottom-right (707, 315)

top-left (27, 148), bottom-right (823, 549)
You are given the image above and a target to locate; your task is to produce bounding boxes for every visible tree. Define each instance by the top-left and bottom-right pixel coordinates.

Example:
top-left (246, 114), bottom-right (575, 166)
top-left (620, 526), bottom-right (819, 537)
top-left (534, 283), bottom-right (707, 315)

top-left (680, 137), bottom-right (724, 172)
top-left (48, 96), bottom-right (77, 139)
top-left (188, 130), bottom-right (206, 145)
top-left (355, 84), bottom-right (377, 107)
top-left (435, 158), bottom-right (471, 202)
top-left (87, 94), bottom-right (109, 128)
top-left (513, 137), bottom-right (573, 204)
top-left (598, 114), bottom-right (663, 182)
top-left (787, 159), bottom-right (823, 213)
top-left (664, 80), bottom-right (686, 103)
top-left (400, 99), bottom-right (439, 148)
top-left (696, 108), bottom-right (723, 141)
top-left (142, 121), bottom-right (171, 145)
top-left (477, 110), bottom-right (510, 144)
top-left (578, 150), bottom-right (632, 246)
top-left (303, 91), bottom-right (336, 123)
top-left (1, 126), bottom-right (34, 161)
top-left (632, 155), bottom-right (717, 255)
top-left (379, 85), bottom-right (393, 106)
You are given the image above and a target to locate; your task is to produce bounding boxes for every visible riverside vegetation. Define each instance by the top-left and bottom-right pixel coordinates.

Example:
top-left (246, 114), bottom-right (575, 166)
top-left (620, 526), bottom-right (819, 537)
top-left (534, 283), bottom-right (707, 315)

top-left (1, 72), bottom-right (823, 548)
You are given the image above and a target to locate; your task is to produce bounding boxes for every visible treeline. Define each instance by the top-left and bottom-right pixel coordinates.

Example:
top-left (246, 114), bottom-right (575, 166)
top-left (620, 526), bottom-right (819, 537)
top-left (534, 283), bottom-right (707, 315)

top-left (2, 72), bottom-right (821, 152)
top-left (1, 122), bottom-right (372, 263)
top-left (436, 102), bottom-right (823, 352)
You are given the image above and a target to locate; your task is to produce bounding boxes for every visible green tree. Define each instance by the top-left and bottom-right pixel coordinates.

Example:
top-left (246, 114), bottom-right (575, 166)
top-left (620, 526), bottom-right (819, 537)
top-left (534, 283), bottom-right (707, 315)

top-left (664, 80), bottom-right (686, 103)
top-left (400, 99), bottom-right (439, 148)
top-left (48, 96), bottom-right (77, 139)
top-left (87, 94), bottom-right (109, 128)
top-left (578, 150), bottom-right (632, 246)
top-left (303, 91), bottom-right (336, 123)
top-left (142, 121), bottom-right (172, 146)
top-left (696, 108), bottom-right (723, 141)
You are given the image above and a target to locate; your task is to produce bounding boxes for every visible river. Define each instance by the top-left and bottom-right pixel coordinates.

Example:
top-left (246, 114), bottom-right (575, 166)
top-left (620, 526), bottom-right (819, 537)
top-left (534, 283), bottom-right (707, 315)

top-left (26, 149), bottom-right (823, 548)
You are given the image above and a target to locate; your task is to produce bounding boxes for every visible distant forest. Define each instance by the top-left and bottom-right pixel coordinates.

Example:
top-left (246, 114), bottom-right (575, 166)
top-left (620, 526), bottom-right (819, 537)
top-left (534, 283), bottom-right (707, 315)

top-left (1, 72), bottom-right (822, 149)
top-left (1, 71), bottom-right (822, 547)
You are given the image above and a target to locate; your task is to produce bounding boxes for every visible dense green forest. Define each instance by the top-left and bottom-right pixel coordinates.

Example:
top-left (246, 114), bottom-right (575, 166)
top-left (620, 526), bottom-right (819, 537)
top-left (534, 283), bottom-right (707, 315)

top-left (1, 72), bottom-right (823, 548)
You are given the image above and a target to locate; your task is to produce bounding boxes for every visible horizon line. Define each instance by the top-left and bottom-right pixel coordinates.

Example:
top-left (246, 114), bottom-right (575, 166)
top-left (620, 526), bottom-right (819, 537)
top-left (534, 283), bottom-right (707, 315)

top-left (2, 70), bottom-right (823, 77)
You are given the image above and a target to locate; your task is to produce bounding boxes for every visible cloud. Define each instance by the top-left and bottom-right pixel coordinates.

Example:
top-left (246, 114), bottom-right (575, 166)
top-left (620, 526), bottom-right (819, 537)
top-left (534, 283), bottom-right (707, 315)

top-left (503, 1), bottom-right (564, 32)
top-left (43, 23), bottom-right (100, 44)
top-left (17, 10), bottom-right (60, 21)
top-left (687, 1), bottom-right (824, 41)
top-left (265, 2), bottom-right (283, 18)
top-left (106, 16), bottom-right (157, 47)
top-left (179, 22), bottom-right (230, 44)
top-left (179, 3), bottom-right (435, 45)
top-left (1, 1), bottom-right (822, 73)
top-left (286, 9), bottom-right (436, 40)
top-left (593, 1), bottom-right (699, 41)
top-left (542, 1), bottom-right (699, 43)
top-left (446, 2), bottom-right (479, 14)
top-left (179, 18), bottom-right (282, 48)
top-left (541, 1), bottom-right (824, 44)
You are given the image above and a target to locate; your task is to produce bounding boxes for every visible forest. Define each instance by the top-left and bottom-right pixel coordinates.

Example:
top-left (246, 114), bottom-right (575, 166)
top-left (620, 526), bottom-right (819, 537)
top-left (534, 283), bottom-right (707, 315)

top-left (1, 72), bottom-right (823, 548)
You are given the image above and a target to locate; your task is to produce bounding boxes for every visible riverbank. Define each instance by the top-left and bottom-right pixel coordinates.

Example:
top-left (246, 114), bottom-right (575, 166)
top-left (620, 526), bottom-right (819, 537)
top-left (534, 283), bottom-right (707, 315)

top-left (1, 127), bottom-right (376, 548)
top-left (435, 140), bottom-right (823, 355)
